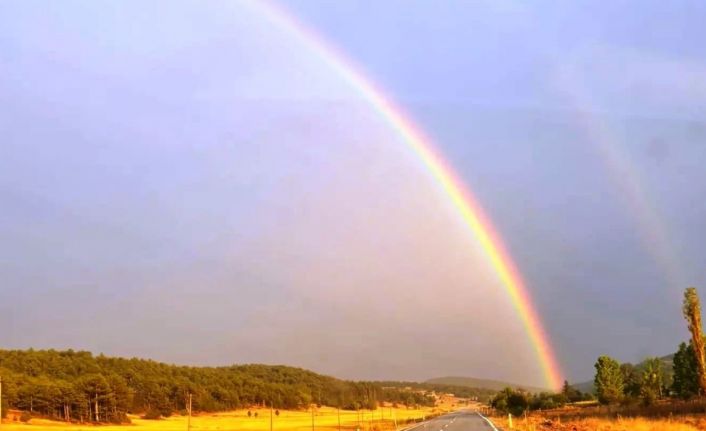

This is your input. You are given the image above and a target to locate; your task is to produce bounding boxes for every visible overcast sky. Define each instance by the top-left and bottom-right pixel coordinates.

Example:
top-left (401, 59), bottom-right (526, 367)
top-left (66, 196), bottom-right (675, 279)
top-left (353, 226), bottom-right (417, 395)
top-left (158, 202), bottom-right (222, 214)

top-left (2, 0), bottom-right (706, 387)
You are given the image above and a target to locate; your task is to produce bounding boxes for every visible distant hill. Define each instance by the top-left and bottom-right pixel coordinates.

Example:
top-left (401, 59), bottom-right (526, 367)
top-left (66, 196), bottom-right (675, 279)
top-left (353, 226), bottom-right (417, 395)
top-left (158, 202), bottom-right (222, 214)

top-left (571, 380), bottom-right (595, 394)
top-left (0, 348), bottom-right (435, 423)
top-left (425, 376), bottom-right (549, 393)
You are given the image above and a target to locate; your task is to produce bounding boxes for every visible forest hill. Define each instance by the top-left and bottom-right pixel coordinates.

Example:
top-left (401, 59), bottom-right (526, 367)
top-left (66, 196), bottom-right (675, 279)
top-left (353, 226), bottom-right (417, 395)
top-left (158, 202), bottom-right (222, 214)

top-left (0, 349), bottom-right (486, 423)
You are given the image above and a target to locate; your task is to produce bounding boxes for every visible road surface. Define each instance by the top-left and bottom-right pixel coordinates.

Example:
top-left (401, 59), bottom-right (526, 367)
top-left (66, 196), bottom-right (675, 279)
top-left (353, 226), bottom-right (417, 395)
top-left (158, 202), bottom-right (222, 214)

top-left (405, 411), bottom-right (498, 431)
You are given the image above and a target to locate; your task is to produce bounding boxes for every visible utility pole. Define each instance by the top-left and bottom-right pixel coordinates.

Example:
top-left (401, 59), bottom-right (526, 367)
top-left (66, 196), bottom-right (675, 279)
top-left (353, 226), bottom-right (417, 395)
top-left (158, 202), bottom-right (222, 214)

top-left (337, 407), bottom-right (341, 431)
top-left (187, 393), bottom-right (192, 431)
top-left (1, 375), bottom-right (3, 425)
top-left (311, 405), bottom-right (315, 431)
top-left (270, 403), bottom-right (273, 431)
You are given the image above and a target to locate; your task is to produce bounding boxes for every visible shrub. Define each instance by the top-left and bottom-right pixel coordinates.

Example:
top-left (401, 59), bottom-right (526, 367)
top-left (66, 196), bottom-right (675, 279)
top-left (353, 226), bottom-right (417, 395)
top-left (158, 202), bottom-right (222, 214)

top-left (19, 412), bottom-right (32, 423)
top-left (143, 409), bottom-right (162, 420)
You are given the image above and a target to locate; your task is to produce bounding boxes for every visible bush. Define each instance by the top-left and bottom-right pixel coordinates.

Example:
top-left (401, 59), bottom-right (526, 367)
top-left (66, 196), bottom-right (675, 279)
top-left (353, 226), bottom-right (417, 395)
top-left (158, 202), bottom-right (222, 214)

top-left (109, 412), bottom-right (131, 424)
top-left (491, 388), bottom-right (530, 416)
top-left (19, 412), bottom-right (32, 423)
top-left (143, 409), bottom-right (162, 420)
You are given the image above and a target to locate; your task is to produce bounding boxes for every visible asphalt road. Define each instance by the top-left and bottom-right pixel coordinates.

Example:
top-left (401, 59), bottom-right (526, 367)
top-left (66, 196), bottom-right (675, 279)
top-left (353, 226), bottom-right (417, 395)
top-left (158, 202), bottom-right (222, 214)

top-left (404, 411), bottom-right (498, 431)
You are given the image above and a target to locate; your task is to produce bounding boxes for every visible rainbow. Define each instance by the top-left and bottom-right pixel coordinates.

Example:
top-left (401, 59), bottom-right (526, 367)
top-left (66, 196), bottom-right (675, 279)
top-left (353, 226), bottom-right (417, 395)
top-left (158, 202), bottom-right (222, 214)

top-left (250, 1), bottom-right (563, 390)
top-left (558, 74), bottom-right (685, 290)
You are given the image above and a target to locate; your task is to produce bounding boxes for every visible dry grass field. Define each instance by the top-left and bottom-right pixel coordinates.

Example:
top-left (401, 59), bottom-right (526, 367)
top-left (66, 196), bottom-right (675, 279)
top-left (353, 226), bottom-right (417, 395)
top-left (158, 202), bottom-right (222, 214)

top-left (0, 406), bottom-right (444, 431)
top-left (491, 412), bottom-right (706, 431)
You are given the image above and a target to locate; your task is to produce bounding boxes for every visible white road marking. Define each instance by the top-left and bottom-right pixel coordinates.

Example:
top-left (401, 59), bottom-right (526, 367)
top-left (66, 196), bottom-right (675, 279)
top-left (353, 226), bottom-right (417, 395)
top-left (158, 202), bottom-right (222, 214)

top-left (476, 413), bottom-right (499, 431)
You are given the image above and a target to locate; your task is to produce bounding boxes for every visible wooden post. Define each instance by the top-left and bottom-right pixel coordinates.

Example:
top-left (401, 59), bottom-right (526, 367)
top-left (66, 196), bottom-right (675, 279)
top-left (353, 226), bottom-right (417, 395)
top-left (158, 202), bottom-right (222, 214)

top-left (508, 413), bottom-right (513, 429)
top-left (0, 375), bottom-right (3, 425)
top-left (187, 393), bottom-right (192, 431)
top-left (270, 404), bottom-right (273, 431)
top-left (311, 406), bottom-right (315, 431)
top-left (337, 407), bottom-right (341, 431)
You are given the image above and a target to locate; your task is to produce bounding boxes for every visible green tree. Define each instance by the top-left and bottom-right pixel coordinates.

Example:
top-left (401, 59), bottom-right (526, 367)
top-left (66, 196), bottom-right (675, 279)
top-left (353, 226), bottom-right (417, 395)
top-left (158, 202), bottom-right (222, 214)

top-left (491, 388), bottom-right (529, 416)
top-left (683, 287), bottom-right (706, 393)
top-left (75, 374), bottom-right (111, 422)
top-left (594, 356), bottom-right (624, 404)
top-left (530, 392), bottom-right (566, 410)
top-left (619, 363), bottom-right (641, 398)
top-left (672, 342), bottom-right (700, 399)
top-left (639, 357), bottom-right (664, 405)
top-left (560, 380), bottom-right (585, 403)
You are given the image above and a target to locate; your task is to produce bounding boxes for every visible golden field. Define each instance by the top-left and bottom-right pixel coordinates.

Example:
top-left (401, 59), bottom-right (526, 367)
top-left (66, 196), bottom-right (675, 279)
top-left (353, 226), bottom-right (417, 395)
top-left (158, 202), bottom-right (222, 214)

top-left (0, 406), bottom-right (444, 431)
top-left (491, 413), bottom-right (706, 431)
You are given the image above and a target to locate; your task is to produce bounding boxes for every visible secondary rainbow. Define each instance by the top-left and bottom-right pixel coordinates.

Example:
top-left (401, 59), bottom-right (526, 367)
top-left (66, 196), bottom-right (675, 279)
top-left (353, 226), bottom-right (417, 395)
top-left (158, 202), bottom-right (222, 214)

top-left (559, 75), bottom-right (684, 290)
top-left (252, 1), bottom-right (564, 390)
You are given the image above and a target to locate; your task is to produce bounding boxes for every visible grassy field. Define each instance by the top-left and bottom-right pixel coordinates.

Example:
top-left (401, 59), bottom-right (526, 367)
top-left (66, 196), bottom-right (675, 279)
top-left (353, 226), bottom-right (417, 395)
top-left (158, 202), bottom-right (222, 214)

top-left (1, 406), bottom-right (445, 431)
top-left (490, 410), bottom-right (706, 431)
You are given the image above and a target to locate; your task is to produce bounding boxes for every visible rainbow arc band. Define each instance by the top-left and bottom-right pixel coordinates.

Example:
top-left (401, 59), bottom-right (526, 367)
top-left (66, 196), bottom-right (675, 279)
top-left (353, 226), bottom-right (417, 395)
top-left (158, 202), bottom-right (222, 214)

top-left (252, 1), bottom-right (563, 390)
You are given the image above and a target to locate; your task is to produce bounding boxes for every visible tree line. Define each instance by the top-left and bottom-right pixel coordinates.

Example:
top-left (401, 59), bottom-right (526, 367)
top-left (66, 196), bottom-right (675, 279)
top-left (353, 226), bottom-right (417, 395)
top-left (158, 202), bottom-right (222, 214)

top-left (492, 287), bottom-right (706, 416)
top-left (489, 381), bottom-right (593, 416)
top-left (376, 381), bottom-right (497, 403)
top-left (592, 287), bottom-right (706, 405)
top-left (0, 350), bottom-right (435, 423)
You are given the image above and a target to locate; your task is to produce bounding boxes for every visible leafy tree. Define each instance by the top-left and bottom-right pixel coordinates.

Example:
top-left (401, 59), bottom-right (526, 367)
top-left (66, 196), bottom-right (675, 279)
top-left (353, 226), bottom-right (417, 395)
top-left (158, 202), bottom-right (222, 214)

top-left (683, 287), bottom-right (706, 393)
top-left (530, 392), bottom-right (566, 410)
top-left (594, 356), bottom-right (624, 404)
top-left (639, 357), bottom-right (664, 405)
top-left (619, 363), bottom-right (641, 398)
top-left (560, 380), bottom-right (585, 403)
top-left (490, 388), bottom-right (529, 416)
top-left (672, 342), bottom-right (701, 399)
